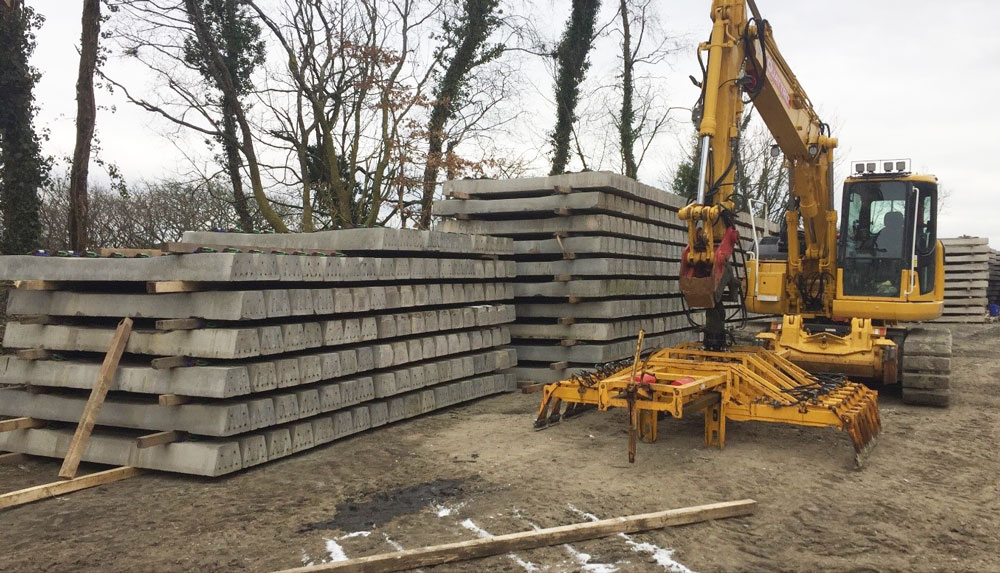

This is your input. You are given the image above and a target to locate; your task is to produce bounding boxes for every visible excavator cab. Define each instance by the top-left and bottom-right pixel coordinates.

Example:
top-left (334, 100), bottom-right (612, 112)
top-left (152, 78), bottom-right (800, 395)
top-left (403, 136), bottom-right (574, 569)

top-left (838, 161), bottom-right (940, 303)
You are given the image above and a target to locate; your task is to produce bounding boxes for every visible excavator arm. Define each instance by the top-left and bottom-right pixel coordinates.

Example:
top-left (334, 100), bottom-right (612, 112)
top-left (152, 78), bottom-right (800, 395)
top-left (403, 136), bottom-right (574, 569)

top-left (679, 0), bottom-right (840, 327)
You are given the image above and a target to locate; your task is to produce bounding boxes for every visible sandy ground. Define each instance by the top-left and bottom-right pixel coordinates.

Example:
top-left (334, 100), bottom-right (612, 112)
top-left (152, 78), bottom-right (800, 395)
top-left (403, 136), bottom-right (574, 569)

top-left (1, 324), bottom-right (998, 573)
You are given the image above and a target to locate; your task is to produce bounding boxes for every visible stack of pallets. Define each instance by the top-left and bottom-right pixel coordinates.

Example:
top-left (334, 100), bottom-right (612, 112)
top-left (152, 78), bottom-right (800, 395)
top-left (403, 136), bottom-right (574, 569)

top-left (937, 237), bottom-right (990, 323)
top-left (435, 171), bottom-right (777, 385)
top-left (0, 229), bottom-right (516, 476)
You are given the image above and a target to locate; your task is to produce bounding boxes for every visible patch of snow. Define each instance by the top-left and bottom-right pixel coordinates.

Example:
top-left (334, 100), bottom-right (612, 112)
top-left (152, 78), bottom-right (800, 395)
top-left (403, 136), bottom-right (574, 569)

top-left (323, 538), bottom-right (349, 563)
top-left (619, 536), bottom-right (694, 573)
top-left (460, 518), bottom-right (539, 572)
top-left (567, 504), bottom-right (695, 573)
top-left (518, 514), bottom-right (618, 572)
top-left (339, 530), bottom-right (371, 540)
top-left (383, 533), bottom-right (405, 551)
top-left (567, 504), bottom-right (601, 522)
top-left (433, 502), bottom-right (465, 517)
top-left (562, 544), bottom-right (619, 573)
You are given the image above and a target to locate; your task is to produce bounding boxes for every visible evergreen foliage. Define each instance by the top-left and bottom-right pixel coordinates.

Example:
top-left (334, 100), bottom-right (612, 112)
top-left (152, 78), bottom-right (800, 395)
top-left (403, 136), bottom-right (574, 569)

top-left (419, 0), bottom-right (504, 229)
top-left (0, 1), bottom-right (50, 254)
top-left (549, 0), bottom-right (600, 175)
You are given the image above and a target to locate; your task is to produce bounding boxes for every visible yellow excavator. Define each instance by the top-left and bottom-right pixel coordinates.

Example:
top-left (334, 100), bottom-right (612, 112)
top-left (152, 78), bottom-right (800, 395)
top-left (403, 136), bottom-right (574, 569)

top-left (535, 0), bottom-right (949, 464)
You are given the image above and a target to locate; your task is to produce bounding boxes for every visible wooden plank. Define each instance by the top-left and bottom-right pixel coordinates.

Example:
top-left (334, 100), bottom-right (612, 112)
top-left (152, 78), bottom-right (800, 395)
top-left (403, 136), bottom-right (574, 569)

top-left (14, 315), bottom-right (55, 325)
top-left (0, 453), bottom-right (26, 464)
top-left (58, 318), bottom-right (133, 480)
top-left (16, 349), bottom-right (52, 361)
top-left (0, 466), bottom-right (144, 511)
top-left (160, 242), bottom-right (339, 257)
top-left (151, 356), bottom-right (191, 370)
top-left (0, 418), bottom-right (47, 432)
top-left (16, 280), bottom-right (61, 291)
top-left (136, 430), bottom-right (188, 449)
top-left (146, 280), bottom-right (208, 294)
top-left (275, 499), bottom-right (757, 573)
top-left (97, 247), bottom-right (165, 257)
top-left (155, 318), bottom-right (204, 331)
top-left (549, 361), bottom-right (569, 370)
top-left (520, 383), bottom-right (545, 394)
top-left (157, 394), bottom-right (191, 407)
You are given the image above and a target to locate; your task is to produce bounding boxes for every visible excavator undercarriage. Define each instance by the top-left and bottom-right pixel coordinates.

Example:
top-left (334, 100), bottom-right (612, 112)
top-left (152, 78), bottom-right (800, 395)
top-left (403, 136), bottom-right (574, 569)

top-left (534, 332), bottom-right (882, 466)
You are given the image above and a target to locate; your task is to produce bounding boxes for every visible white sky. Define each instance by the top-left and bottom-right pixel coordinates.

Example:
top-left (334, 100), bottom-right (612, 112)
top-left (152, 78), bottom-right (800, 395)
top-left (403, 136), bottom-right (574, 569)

top-left (28, 0), bottom-right (1000, 245)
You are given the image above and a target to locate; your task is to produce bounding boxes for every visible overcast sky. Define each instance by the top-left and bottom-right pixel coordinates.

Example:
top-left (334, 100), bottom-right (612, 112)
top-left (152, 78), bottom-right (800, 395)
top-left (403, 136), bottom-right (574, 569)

top-left (27, 0), bottom-right (1000, 245)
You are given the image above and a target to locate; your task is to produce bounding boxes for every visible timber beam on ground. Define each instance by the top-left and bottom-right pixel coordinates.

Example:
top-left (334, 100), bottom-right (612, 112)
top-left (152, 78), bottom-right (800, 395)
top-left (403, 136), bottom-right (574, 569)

top-left (0, 466), bottom-right (144, 511)
top-left (274, 499), bottom-right (757, 573)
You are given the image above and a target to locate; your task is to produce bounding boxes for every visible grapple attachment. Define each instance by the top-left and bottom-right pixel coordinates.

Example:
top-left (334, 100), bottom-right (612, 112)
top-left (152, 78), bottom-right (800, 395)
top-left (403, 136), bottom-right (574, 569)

top-left (534, 341), bottom-right (882, 467)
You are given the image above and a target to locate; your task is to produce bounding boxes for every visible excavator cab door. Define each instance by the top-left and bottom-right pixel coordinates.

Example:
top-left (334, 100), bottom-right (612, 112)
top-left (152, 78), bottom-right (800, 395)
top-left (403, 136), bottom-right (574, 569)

top-left (911, 181), bottom-right (939, 295)
top-left (838, 178), bottom-right (936, 299)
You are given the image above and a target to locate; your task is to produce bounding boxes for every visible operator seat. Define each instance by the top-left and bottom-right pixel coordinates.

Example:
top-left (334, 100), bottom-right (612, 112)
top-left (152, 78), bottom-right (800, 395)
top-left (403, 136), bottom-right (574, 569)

top-left (879, 210), bottom-right (905, 258)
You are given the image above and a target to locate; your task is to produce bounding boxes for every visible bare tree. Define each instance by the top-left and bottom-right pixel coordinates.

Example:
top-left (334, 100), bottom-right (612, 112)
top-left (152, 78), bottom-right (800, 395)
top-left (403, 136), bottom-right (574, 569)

top-left (109, 0), bottom-right (285, 231)
top-left (251, 0), bottom-right (444, 229)
top-left (40, 175), bottom-right (251, 250)
top-left (614, 0), bottom-right (675, 180)
top-left (736, 115), bottom-right (789, 223)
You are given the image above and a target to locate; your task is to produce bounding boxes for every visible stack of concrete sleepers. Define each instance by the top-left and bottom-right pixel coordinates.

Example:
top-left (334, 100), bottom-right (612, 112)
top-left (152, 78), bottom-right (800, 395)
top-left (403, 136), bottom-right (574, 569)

top-left (988, 249), bottom-right (1000, 305)
top-left (936, 237), bottom-right (989, 323)
top-left (435, 171), bottom-right (777, 385)
top-left (0, 229), bottom-right (516, 476)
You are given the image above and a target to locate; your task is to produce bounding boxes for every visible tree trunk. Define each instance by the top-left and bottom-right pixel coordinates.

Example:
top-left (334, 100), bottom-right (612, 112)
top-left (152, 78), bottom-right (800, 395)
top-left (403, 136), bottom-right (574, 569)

top-left (619, 0), bottom-right (637, 179)
top-left (295, 95), bottom-right (313, 232)
top-left (549, 0), bottom-right (601, 176)
top-left (67, 0), bottom-right (100, 252)
top-left (221, 99), bottom-right (254, 232)
top-left (418, 108), bottom-right (447, 230)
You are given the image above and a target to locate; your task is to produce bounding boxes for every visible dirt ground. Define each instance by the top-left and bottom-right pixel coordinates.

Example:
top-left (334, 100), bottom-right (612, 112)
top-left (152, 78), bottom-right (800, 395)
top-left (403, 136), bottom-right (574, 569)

top-left (1, 324), bottom-right (998, 573)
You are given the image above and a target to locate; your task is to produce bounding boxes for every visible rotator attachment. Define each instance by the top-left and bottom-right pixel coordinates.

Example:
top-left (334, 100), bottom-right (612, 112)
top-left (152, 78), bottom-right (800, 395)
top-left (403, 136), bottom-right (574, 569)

top-left (534, 342), bottom-right (881, 467)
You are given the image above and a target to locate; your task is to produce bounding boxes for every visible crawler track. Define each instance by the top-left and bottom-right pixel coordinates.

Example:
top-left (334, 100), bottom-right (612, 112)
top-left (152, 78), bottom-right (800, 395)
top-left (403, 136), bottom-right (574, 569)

top-left (901, 327), bottom-right (953, 407)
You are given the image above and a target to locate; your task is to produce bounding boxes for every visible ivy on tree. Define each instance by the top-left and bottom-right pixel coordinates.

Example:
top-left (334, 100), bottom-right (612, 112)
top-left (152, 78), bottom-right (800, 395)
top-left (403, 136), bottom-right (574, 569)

top-left (0, 0), bottom-right (50, 255)
top-left (549, 0), bottom-right (601, 176)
